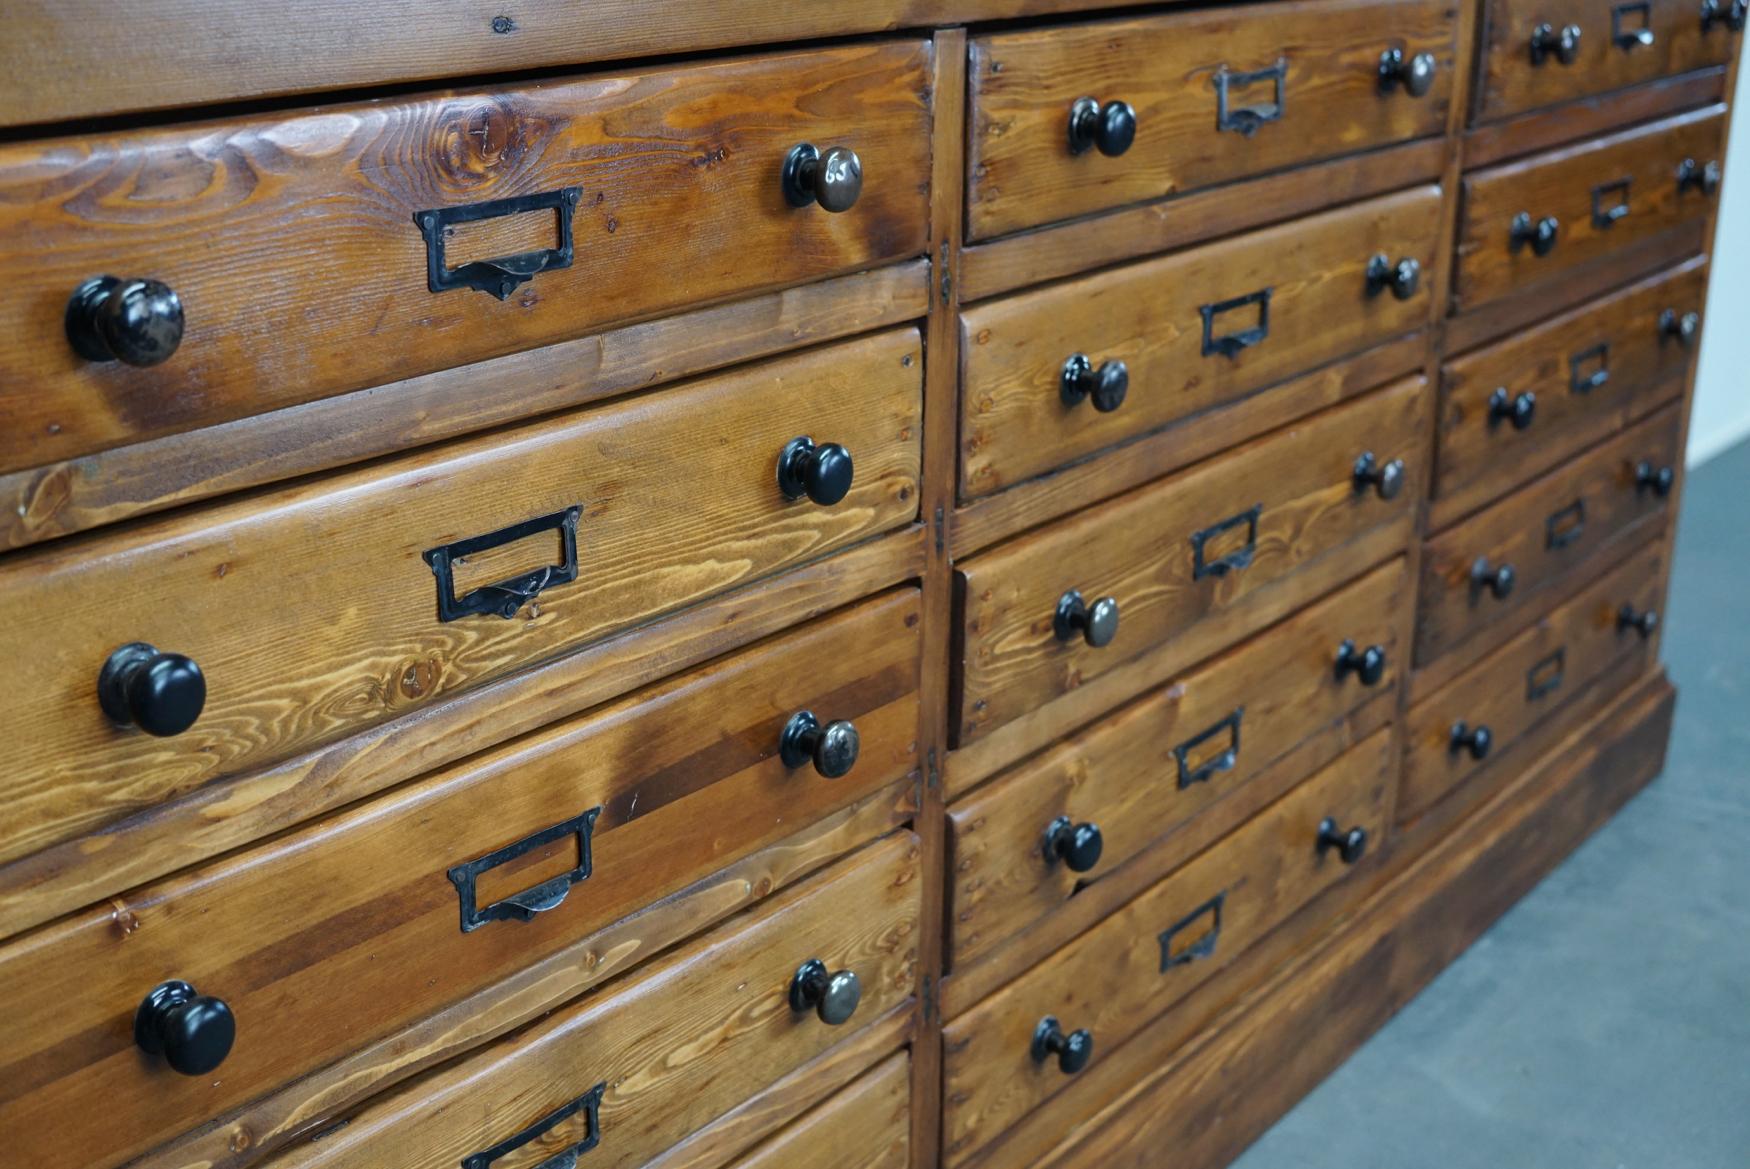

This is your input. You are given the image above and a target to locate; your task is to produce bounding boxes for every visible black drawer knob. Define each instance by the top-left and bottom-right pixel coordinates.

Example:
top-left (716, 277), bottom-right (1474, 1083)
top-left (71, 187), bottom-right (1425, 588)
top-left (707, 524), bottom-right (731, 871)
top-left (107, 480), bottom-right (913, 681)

top-left (1658, 308), bottom-right (1701, 347)
top-left (1529, 22), bottom-right (1583, 64)
top-left (781, 144), bottom-right (863, 213)
top-left (1060, 354), bottom-right (1129, 412)
top-left (1702, 0), bottom-right (1747, 32)
top-left (1365, 253), bottom-right (1422, 300)
top-left (98, 642), bottom-right (206, 737)
top-left (1316, 816), bottom-right (1370, 864)
top-left (1067, 97), bottom-right (1137, 157)
top-left (777, 436), bottom-right (854, 506)
top-left (1043, 815), bottom-right (1105, 873)
top-left (1634, 460), bottom-right (1676, 497)
top-left (1450, 720), bottom-right (1493, 760)
top-left (1032, 1016), bottom-right (1094, 1074)
top-left (1676, 157), bottom-right (1722, 197)
top-left (779, 710), bottom-right (860, 778)
top-left (1618, 603), bottom-right (1660, 638)
top-left (1509, 212), bottom-right (1561, 256)
top-left (1378, 47), bottom-right (1439, 96)
top-left (135, 979), bottom-right (235, 1076)
top-left (1055, 589), bottom-right (1120, 648)
top-left (65, 275), bottom-right (185, 366)
top-left (1487, 387), bottom-right (1538, 431)
top-left (1352, 451), bottom-right (1406, 500)
top-left (1334, 639), bottom-right (1388, 686)
top-left (1470, 557), bottom-right (1516, 600)
top-left (789, 958), bottom-right (861, 1026)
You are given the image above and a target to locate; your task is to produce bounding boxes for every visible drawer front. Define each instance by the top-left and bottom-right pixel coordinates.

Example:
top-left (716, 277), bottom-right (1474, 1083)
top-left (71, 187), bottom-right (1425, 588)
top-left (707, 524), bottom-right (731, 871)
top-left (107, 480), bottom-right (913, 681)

top-left (1454, 107), bottom-right (1724, 312)
top-left (1416, 401), bottom-right (1680, 665)
top-left (1403, 542), bottom-right (1663, 816)
top-left (729, 1053), bottom-right (911, 1169)
top-left (0, 42), bottom-right (932, 474)
top-left (264, 834), bottom-right (921, 1169)
top-left (0, 594), bottom-right (920, 1169)
top-left (965, 0), bottom-right (1456, 240)
top-left (1475, 0), bottom-right (1739, 123)
top-left (955, 377), bottom-right (1424, 747)
top-left (1435, 259), bottom-right (1702, 512)
top-left (0, 329), bottom-right (921, 867)
top-left (942, 731), bottom-right (1393, 1167)
top-left (959, 186), bottom-right (1442, 500)
top-left (947, 559), bottom-right (1406, 970)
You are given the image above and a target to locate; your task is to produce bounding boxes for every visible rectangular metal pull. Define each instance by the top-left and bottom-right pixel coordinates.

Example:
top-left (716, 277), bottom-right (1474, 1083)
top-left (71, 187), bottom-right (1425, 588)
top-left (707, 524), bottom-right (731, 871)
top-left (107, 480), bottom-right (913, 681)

top-left (416, 186), bottom-right (582, 300)
top-left (1214, 60), bottom-right (1287, 136)
top-left (1527, 648), bottom-right (1566, 701)
top-left (1569, 343), bottom-right (1610, 393)
top-left (1191, 504), bottom-right (1263, 580)
top-left (1591, 178), bottom-right (1632, 227)
top-left (448, 807), bottom-right (602, 934)
top-left (424, 505), bottom-right (582, 622)
top-left (1545, 498), bottom-right (1586, 550)
top-left (1174, 708), bottom-right (1244, 789)
top-left (462, 1082), bottom-right (605, 1169)
top-left (1612, 1), bottom-right (1656, 48)
top-left (1200, 288), bottom-right (1273, 358)
top-left (1160, 891), bottom-right (1226, 971)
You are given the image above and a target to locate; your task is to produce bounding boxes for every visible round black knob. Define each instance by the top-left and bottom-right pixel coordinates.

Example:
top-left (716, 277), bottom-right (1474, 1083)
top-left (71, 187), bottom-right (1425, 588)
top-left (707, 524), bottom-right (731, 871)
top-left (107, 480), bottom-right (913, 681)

top-left (777, 436), bottom-right (854, 506)
top-left (1470, 557), bottom-right (1516, 600)
top-left (1530, 22), bottom-right (1583, 64)
top-left (1067, 97), bottom-right (1137, 157)
top-left (1060, 354), bottom-right (1129, 412)
top-left (1702, 0), bottom-right (1747, 32)
top-left (1334, 639), bottom-right (1388, 686)
top-left (1378, 48), bottom-right (1438, 97)
top-left (1676, 157), bottom-right (1722, 197)
top-left (98, 642), bottom-right (206, 737)
top-left (1658, 308), bottom-right (1701, 347)
top-left (1365, 253), bottom-right (1422, 300)
top-left (781, 143), bottom-right (863, 213)
top-left (1509, 212), bottom-right (1560, 256)
top-left (789, 958), bottom-right (861, 1026)
top-left (1618, 603), bottom-right (1660, 638)
top-left (1043, 815), bottom-right (1104, 873)
top-left (1352, 451), bottom-right (1406, 500)
top-left (135, 979), bottom-right (235, 1076)
top-left (1054, 589), bottom-right (1119, 648)
top-left (1316, 816), bottom-right (1370, 864)
top-left (1634, 460), bottom-right (1676, 497)
top-left (1487, 387), bottom-right (1538, 431)
top-left (779, 710), bottom-right (860, 778)
top-left (65, 276), bottom-right (185, 366)
top-left (1032, 1016), bottom-right (1094, 1074)
top-left (1450, 720), bottom-right (1493, 760)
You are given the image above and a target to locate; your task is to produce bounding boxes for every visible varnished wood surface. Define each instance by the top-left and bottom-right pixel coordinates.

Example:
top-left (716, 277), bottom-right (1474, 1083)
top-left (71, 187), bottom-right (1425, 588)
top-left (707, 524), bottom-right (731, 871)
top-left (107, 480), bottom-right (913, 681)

top-left (724, 1053), bottom-right (911, 1169)
top-left (964, 0), bottom-right (1456, 239)
top-left (0, 330), bottom-right (921, 867)
top-left (1463, 68), bottom-right (1728, 168)
top-left (958, 187), bottom-right (1441, 499)
top-left (0, 42), bottom-right (932, 474)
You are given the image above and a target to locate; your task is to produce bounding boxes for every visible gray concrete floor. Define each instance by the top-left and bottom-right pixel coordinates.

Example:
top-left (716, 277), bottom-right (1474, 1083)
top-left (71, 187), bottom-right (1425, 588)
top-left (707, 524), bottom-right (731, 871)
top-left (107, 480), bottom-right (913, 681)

top-left (1232, 438), bottom-right (1750, 1168)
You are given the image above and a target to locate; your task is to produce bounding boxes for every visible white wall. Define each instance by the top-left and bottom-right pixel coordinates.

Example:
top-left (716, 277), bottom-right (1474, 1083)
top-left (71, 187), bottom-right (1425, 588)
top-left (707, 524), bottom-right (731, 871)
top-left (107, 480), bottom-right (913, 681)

top-left (1691, 62), bottom-right (1750, 466)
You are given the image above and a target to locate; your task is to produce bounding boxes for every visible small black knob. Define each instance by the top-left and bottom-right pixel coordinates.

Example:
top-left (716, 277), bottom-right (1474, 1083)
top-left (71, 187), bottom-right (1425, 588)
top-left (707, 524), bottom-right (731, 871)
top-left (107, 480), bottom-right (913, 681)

top-left (1316, 816), bottom-right (1370, 864)
top-left (135, 980), bottom-right (235, 1076)
top-left (1060, 354), bottom-right (1129, 412)
top-left (1032, 1016), bottom-right (1094, 1074)
top-left (98, 642), bottom-right (206, 737)
top-left (1658, 308), bottom-right (1701, 347)
top-left (779, 710), bottom-right (860, 778)
top-left (65, 276), bottom-right (185, 366)
top-left (1634, 460), bottom-right (1676, 497)
top-left (1043, 815), bottom-right (1104, 873)
top-left (1067, 97), bottom-right (1137, 157)
top-left (1530, 22), bottom-right (1583, 64)
top-left (1702, 0), bottom-right (1747, 32)
top-left (1676, 157), bottom-right (1722, 197)
top-left (1378, 48), bottom-right (1439, 97)
top-left (1618, 603), bottom-right (1660, 638)
top-left (781, 144), bottom-right (863, 213)
top-left (1352, 451), bottom-right (1407, 500)
top-left (1450, 720), bottom-right (1493, 760)
top-left (1365, 253), bottom-right (1422, 300)
top-left (1487, 387), bottom-right (1538, 431)
top-left (777, 436), bottom-right (854, 505)
top-left (789, 958), bottom-right (861, 1026)
top-left (1334, 639), bottom-right (1388, 686)
top-left (1509, 212), bottom-right (1561, 256)
top-left (1054, 590), bottom-right (1119, 648)
top-left (1470, 557), bottom-right (1516, 600)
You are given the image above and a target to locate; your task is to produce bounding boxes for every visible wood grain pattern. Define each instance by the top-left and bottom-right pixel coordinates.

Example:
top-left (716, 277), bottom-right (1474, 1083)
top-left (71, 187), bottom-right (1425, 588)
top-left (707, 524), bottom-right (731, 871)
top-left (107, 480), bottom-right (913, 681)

top-left (941, 730), bottom-right (1394, 1168)
top-left (965, 0), bottom-right (1456, 239)
top-left (954, 376), bottom-right (1425, 747)
top-left (1474, 0), bottom-right (1736, 123)
top-left (0, 42), bottom-right (932, 473)
top-left (1453, 105), bottom-right (1724, 311)
top-left (1414, 401), bottom-right (1679, 667)
top-left (946, 559), bottom-right (1407, 971)
top-left (723, 1053), bottom-right (911, 1169)
top-left (958, 187), bottom-right (1441, 499)
top-left (1463, 67), bottom-right (1727, 168)
top-left (0, 329), bottom-right (921, 867)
